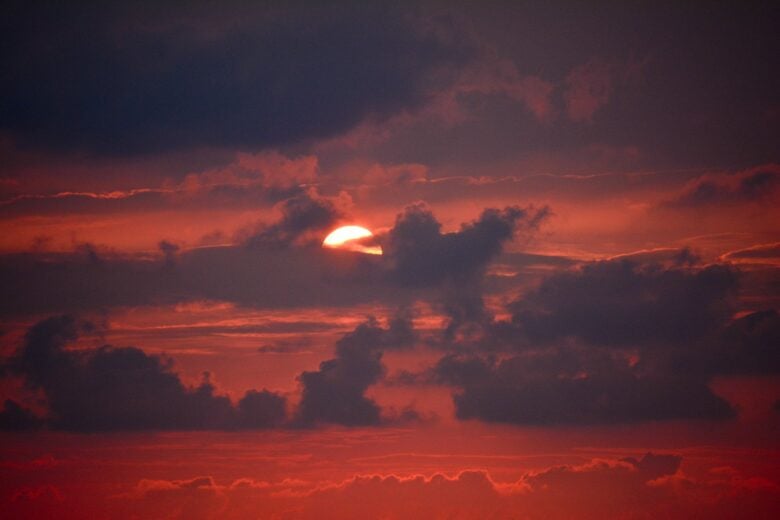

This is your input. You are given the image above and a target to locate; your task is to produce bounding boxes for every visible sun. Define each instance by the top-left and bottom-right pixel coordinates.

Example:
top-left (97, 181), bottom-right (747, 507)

top-left (322, 225), bottom-right (382, 255)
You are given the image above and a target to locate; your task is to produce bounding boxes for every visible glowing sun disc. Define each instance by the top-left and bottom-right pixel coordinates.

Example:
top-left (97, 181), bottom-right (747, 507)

top-left (323, 225), bottom-right (382, 255)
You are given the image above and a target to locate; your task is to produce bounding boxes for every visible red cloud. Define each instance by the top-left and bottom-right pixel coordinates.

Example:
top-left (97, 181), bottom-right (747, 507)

top-left (114, 454), bottom-right (779, 519)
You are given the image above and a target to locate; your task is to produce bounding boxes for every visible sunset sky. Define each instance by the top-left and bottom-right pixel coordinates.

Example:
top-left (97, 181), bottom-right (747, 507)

top-left (1, 2), bottom-right (779, 518)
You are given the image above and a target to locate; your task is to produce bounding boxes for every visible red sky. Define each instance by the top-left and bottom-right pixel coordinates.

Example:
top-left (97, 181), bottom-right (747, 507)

top-left (1, 2), bottom-right (779, 518)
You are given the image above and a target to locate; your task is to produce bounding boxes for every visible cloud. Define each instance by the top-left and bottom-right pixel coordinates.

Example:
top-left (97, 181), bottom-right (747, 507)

top-left (236, 390), bottom-right (287, 429)
top-left (722, 242), bottom-right (780, 263)
top-left (434, 349), bottom-right (734, 425)
top-left (0, 221), bottom-right (394, 318)
top-left (2, 311), bottom-right (418, 432)
top-left (3, 485), bottom-right (64, 520)
top-left (242, 189), bottom-right (350, 247)
top-left (128, 476), bottom-right (227, 520)
top-left (115, 453), bottom-right (779, 519)
top-left (0, 3), bottom-right (466, 155)
top-left (564, 59), bottom-right (614, 122)
top-left (384, 203), bottom-right (549, 286)
top-left (3, 316), bottom-right (286, 431)
top-left (448, 55), bottom-right (557, 122)
top-left (0, 399), bottom-right (43, 431)
top-left (0, 204), bottom-right (542, 317)
top-left (663, 166), bottom-right (780, 208)
top-left (0, 151), bottom-right (322, 219)
top-left (419, 252), bottom-right (780, 425)
top-left (510, 259), bottom-right (738, 347)
top-left (707, 309), bottom-right (780, 375)
top-left (295, 312), bottom-right (415, 427)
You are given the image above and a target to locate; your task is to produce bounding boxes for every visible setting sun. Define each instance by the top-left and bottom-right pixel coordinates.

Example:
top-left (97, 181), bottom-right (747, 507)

top-left (323, 225), bottom-right (382, 255)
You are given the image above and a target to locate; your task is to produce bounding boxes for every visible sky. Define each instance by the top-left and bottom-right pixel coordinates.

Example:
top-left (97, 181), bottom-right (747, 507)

top-left (1, 1), bottom-right (779, 518)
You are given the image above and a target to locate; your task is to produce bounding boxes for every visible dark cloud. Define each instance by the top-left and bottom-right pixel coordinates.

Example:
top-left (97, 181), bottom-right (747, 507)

top-left (505, 256), bottom-right (779, 377)
top-left (243, 189), bottom-right (345, 247)
top-left (525, 452), bottom-right (681, 494)
top-left (236, 390), bottom-right (287, 429)
top-left (0, 239), bottom-right (378, 318)
top-left (706, 309), bottom-right (780, 375)
top-left (0, 1), bottom-right (465, 155)
top-left (723, 242), bottom-right (780, 262)
top-left (663, 168), bottom-right (780, 208)
top-left (0, 226), bottom-right (393, 319)
top-left (295, 312), bottom-right (415, 427)
top-left (434, 349), bottom-right (734, 425)
top-left (377, 203), bottom-right (549, 350)
top-left (324, 3), bottom-right (779, 172)
top-left (4, 315), bottom-right (286, 431)
top-left (419, 255), bottom-right (780, 425)
top-left (0, 399), bottom-right (43, 431)
top-left (158, 240), bottom-right (180, 267)
top-left (440, 284), bottom-right (494, 343)
top-left (384, 203), bottom-right (549, 286)
top-left (0, 204), bottom-right (542, 317)
top-left (510, 259), bottom-right (737, 347)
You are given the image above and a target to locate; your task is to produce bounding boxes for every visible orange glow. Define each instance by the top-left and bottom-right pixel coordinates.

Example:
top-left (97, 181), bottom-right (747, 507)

top-left (322, 225), bottom-right (382, 255)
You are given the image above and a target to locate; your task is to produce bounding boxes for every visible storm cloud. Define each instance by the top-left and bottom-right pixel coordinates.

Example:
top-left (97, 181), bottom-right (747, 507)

top-left (0, 2), bottom-right (466, 155)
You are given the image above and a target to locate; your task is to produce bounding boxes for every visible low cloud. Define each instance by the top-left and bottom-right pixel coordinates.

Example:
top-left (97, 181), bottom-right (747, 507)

top-left (295, 311), bottom-right (415, 427)
top-left (510, 259), bottom-right (737, 347)
top-left (2, 316), bottom-right (286, 431)
top-left (434, 350), bottom-right (734, 425)
top-left (114, 453), bottom-right (779, 519)
top-left (414, 255), bottom-right (776, 425)
top-left (0, 399), bottom-right (43, 431)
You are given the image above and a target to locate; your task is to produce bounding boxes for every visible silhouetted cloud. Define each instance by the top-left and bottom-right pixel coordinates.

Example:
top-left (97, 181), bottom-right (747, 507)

top-left (722, 242), bottom-right (780, 262)
top-left (4, 316), bottom-right (286, 431)
top-left (0, 2), bottom-right (466, 155)
top-left (0, 204), bottom-right (544, 317)
top-left (295, 312), bottom-right (415, 427)
top-left (236, 390), bottom-right (287, 429)
top-left (384, 203), bottom-right (549, 286)
top-left (418, 254), bottom-right (780, 424)
top-left (243, 189), bottom-right (346, 247)
top-left (510, 259), bottom-right (737, 347)
top-left (434, 348), bottom-right (734, 425)
top-left (706, 309), bottom-right (780, 375)
top-left (0, 399), bottom-right (43, 431)
top-left (663, 167), bottom-right (780, 208)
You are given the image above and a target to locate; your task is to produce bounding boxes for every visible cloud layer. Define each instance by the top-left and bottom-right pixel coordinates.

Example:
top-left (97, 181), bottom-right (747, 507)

top-left (0, 2), bottom-right (465, 155)
top-left (106, 453), bottom-right (777, 520)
